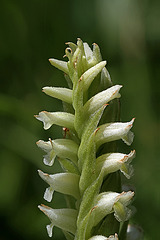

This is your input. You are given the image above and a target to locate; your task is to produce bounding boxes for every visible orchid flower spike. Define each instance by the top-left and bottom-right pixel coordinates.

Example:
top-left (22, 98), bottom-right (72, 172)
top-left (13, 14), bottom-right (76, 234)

top-left (35, 39), bottom-right (142, 240)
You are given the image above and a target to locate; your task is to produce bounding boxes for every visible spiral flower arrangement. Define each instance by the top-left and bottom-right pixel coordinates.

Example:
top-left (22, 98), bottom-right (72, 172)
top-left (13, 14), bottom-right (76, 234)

top-left (35, 39), bottom-right (140, 240)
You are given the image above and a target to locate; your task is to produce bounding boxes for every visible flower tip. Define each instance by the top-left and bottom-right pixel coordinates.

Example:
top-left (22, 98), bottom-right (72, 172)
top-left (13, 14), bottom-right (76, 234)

top-left (38, 170), bottom-right (49, 179)
top-left (126, 118), bottom-right (135, 129)
top-left (40, 203), bottom-right (50, 209)
top-left (38, 169), bottom-right (44, 178)
top-left (123, 190), bottom-right (135, 200)
top-left (38, 204), bottom-right (44, 212)
top-left (36, 140), bottom-right (41, 145)
top-left (127, 118), bottom-right (135, 129)
top-left (129, 118), bottom-right (134, 125)
top-left (131, 118), bottom-right (136, 123)
top-left (38, 204), bottom-right (49, 213)
top-left (42, 87), bottom-right (46, 92)
top-left (38, 205), bottom-right (41, 210)
top-left (37, 169), bottom-right (42, 174)
top-left (131, 149), bottom-right (136, 156)
top-left (77, 37), bottom-right (82, 45)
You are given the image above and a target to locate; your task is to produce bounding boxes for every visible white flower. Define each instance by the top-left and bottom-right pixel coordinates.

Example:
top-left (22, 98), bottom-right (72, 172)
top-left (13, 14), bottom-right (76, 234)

top-left (36, 138), bottom-right (78, 166)
top-left (38, 204), bottom-right (78, 237)
top-left (96, 150), bottom-right (135, 179)
top-left (35, 111), bottom-right (75, 130)
top-left (90, 191), bottom-right (134, 227)
top-left (38, 170), bottom-right (80, 202)
top-left (95, 119), bottom-right (135, 148)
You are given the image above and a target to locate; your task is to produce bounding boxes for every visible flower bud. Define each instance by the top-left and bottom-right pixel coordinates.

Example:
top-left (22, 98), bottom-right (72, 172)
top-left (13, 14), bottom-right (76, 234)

top-left (42, 86), bottom-right (73, 104)
top-left (49, 58), bottom-right (69, 74)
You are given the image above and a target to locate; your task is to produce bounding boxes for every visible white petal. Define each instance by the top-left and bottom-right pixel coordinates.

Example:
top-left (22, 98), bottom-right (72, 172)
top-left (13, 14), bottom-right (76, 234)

top-left (36, 140), bottom-right (52, 152)
top-left (118, 191), bottom-right (135, 206)
top-left (44, 187), bottom-right (54, 202)
top-left (89, 233), bottom-right (119, 240)
top-left (46, 223), bottom-right (54, 237)
top-left (43, 153), bottom-right (55, 166)
top-left (36, 140), bottom-right (56, 166)
top-left (114, 202), bottom-right (132, 222)
top-left (108, 234), bottom-right (119, 240)
top-left (113, 191), bottom-right (134, 222)
top-left (120, 150), bottom-right (135, 179)
top-left (122, 130), bottom-right (134, 146)
top-left (88, 235), bottom-right (108, 240)
top-left (35, 111), bottom-right (52, 130)
top-left (37, 138), bottom-right (78, 166)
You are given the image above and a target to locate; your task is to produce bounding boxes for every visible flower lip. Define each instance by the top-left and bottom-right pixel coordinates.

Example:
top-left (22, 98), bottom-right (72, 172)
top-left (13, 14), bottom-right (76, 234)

top-left (118, 150), bottom-right (136, 163)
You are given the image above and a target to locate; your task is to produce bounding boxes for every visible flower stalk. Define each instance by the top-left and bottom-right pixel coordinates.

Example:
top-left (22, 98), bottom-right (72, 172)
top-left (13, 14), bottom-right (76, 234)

top-left (35, 39), bottom-right (138, 239)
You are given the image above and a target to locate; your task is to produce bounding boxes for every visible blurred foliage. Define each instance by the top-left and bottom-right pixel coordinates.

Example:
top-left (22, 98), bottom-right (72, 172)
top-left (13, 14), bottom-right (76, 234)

top-left (0, 0), bottom-right (159, 239)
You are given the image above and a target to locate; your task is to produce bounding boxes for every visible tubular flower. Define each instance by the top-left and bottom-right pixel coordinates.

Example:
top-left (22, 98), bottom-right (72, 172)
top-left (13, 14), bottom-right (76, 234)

top-left (36, 39), bottom-right (139, 240)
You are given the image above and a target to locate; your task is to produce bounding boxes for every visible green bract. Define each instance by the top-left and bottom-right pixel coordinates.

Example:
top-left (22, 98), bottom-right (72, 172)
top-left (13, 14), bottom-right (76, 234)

top-left (36, 39), bottom-right (137, 240)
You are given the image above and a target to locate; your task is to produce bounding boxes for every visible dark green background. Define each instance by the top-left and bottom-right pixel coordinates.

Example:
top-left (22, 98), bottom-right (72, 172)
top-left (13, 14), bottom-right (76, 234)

top-left (0, 0), bottom-right (159, 239)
